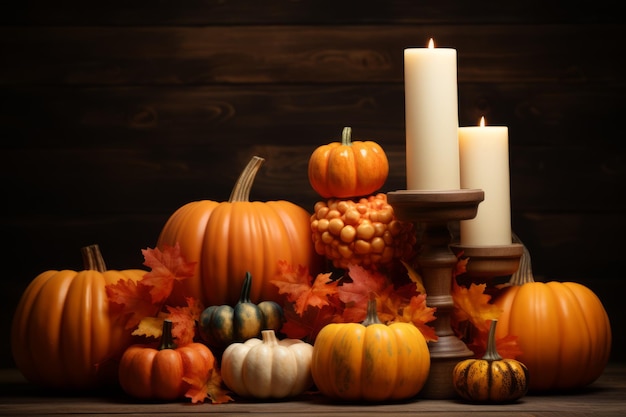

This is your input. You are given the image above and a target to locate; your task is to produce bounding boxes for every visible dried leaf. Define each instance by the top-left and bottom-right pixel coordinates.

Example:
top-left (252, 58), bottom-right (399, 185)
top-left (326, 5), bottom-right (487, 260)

top-left (166, 298), bottom-right (202, 346)
top-left (184, 368), bottom-right (233, 404)
top-left (271, 261), bottom-right (338, 315)
top-left (106, 279), bottom-right (160, 330)
top-left (397, 294), bottom-right (438, 342)
top-left (132, 316), bottom-right (163, 339)
top-left (401, 260), bottom-right (426, 294)
top-left (451, 279), bottom-right (501, 332)
top-left (142, 243), bottom-right (197, 304)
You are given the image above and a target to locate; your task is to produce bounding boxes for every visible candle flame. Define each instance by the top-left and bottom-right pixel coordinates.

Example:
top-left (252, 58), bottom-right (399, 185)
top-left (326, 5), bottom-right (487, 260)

top-left (479, 116), bottom-right (486, 127)
top-left (428, 38), bottom-right (435, 48)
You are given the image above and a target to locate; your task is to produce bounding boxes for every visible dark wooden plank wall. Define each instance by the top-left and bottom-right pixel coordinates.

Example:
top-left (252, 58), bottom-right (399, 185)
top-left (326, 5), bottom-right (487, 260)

top-left (1, 1), bottom-right (624, 367)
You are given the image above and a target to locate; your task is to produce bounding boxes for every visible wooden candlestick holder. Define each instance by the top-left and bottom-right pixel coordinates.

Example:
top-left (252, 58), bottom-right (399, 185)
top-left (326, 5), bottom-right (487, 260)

top-left (449, 243), bottom-right (524, 281)
top-left (387, 189), bottom-right (484, 399)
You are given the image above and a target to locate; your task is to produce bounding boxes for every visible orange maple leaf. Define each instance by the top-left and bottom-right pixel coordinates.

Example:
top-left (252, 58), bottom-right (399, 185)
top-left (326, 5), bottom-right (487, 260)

top-left (271, 260), bottom-right (338, 315)
top-left (142, 243), bottom-right (197, 304)
top-left (451, 279), bottom-right (501, 332)
top-left (166, 297), bottom-right (203, 346)
top-left (338, 264), bottom-right (389, 307)
top-left (106, 279), bottom-right (160, 330)
top-left (280, 300), bottom-right (341, 342)
top-left (397, 294), bottom-right (438, 342)
top-left (184, 368), bottom-right (233, 404)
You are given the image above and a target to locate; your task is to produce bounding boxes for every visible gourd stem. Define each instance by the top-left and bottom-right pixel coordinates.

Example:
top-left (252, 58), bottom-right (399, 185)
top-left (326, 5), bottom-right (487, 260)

top-left (261, 330), bottom-right (278, 346)
top-left (361, 298), bottom-right (382, 326)
top-left (159, 319), bottom-right (177, 350)
top-left (229, 156), bottom-right (265, 202)
top-left (81, 244), bottom-right (107, 272)
top-left (341, 127), bottom-right (353, 146)
top-left (238, 272), bottom-right (253, 304)
top-left (483, 320), bottom-right (502, 361)
top-left (509, 233), bottom-right (535, 285)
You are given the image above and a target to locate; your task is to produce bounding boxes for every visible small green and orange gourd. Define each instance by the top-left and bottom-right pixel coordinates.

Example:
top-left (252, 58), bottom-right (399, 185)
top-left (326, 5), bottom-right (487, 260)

top-left (198, 272), bottom-right (284, 348)
top-left (452, 320), bottom-right (529, 403)
top-left (310, 298), bottom-right (430, 402)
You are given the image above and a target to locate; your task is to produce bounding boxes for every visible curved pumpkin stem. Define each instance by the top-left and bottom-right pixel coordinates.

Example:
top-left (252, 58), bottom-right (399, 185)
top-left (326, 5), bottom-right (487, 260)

top-left (229, 156), bottom-right (265, 203)
top-left (341, 126), bottom-right (353, 146)
top-left (159, 319), bottom-right (177, 350)
top-left (509, 233), bottom-right (535, 286)
top-left (482, 320), bottom-right (502, 361)
top-left (237, 272), bottom-right (253, 304)
top-left (81, 244), bottom-right (107, 272)
top-left (361, 296), bottom-right (382, 326)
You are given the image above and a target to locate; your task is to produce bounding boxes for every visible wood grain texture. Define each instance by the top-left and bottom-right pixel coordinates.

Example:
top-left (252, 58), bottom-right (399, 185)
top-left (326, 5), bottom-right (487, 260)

top-left (1, 364), bottom-right (625, 416)
top-left (1, 2), bottom-right (624, 369)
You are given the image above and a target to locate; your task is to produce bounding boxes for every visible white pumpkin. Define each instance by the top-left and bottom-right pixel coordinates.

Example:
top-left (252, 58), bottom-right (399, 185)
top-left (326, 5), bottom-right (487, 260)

top-left (220, 330), bottom-right (314, 399)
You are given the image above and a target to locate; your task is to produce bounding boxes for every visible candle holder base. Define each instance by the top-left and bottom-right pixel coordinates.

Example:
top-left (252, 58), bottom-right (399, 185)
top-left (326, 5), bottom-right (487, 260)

top-left (449, 243), bottom-right (524, 280)
top-left (388, 189), bottom-right (484, 400)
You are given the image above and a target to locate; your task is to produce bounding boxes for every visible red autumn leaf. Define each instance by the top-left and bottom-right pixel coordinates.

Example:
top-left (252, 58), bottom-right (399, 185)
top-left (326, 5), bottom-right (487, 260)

top-left (184, 368), bottom-right (233, 404)
top-left (142, 243), bottom-right (197, 304)
top-left (467, 324), bottom-right (524, 360)
top-left (338, 264), bottom-right (389, 308)
top-left (106, 279), bottom-right (160, 330)
top-left (280, 301), bottom-right (340, 343)
top-left (271, 260), bottom-right (338, 315)
top-left (166, 297), bottom-right (203, 346)
top-left (270, 261), bottom-right (312, 304)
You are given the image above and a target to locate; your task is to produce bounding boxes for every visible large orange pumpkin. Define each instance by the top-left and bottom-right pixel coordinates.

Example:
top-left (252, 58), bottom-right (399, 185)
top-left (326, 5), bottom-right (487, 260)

top-left (10, 244), bottom-right (145, 390)
top-left (157, 156), bottom-right (322, 307)
top-left (308, 126), bottom-right (389, 198)
top-left (493, 247), bottom-right (611, 391)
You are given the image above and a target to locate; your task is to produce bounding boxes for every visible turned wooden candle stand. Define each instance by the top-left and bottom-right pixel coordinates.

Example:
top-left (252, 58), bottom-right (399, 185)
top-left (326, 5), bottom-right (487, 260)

top-left (449, 243), bottom-right (524, 281)
top-left (387, 189), bottom-right (484, 400)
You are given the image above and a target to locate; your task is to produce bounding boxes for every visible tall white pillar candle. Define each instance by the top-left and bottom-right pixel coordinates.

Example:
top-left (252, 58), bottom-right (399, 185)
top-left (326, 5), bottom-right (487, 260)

top-left (404, 39), bottom-right (460, 190)
top-left (458, 117), bottom-right (512, 245)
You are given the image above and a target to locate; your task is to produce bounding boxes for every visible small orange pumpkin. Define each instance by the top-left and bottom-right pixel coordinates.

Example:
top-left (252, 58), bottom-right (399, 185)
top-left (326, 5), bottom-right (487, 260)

top-left (157, 155), bottom-right (323, 307)
top-left (10, 244), bottom-right (145, 389)
top-left (493, 246), bottom-right (611, 391)
top-left (308, 126), bottom-right (389, 198)
top-left (118, 319), bottom-right (216, 401)
top-left (310, 298), bottom-right (430, 401)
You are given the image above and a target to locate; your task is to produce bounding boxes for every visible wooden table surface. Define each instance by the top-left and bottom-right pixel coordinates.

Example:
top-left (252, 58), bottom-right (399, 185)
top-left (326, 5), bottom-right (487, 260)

top-left (1, 363), bottom-right (625, 416)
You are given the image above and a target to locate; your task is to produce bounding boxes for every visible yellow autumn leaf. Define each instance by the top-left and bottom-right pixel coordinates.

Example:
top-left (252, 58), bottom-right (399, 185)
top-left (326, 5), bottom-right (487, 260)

top-left (401, 260), bottom-right (426, 294)
top-left (132, 316), bottom-right (165, 339)
top-left (451, 279), bottom-right (501, 333)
